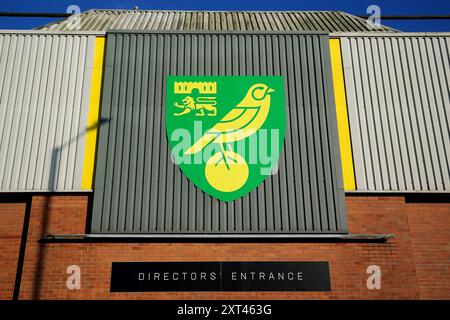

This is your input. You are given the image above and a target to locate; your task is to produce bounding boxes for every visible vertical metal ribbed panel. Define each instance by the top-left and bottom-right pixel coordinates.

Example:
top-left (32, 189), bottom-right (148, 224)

top-left (91, 31), bottom-right (347, 234)
top-left (38, 9), bottom-right (397, 33)
top-left (0, 32), bottom-right (96, 191)
top-left (341, 34), bottom-right (450, 192)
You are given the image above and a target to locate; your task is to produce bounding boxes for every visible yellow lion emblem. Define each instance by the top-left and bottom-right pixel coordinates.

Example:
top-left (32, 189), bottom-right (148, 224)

top-left (174, 96), bottom-right (217, 117)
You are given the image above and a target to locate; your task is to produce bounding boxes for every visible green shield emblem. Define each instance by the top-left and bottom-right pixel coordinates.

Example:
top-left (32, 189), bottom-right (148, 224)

top-left (166, 76), bottom-right (286, 202)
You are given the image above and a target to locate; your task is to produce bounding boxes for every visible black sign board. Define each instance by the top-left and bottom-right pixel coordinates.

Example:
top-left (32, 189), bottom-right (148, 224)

top-left (110, 261), bottom-right (330, 292)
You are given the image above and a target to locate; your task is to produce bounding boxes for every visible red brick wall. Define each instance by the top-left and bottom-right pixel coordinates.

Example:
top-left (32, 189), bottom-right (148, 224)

top-left (0, 194), bottom-right (448, 300)
top-left (0, 196), bottom-right (28, 299)
top-left (406, 201), bottom-right (450, 299)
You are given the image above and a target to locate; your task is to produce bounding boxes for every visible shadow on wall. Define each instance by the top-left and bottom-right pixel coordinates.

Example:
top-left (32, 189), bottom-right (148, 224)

top-left (31, 117), bottom-right (108, 300)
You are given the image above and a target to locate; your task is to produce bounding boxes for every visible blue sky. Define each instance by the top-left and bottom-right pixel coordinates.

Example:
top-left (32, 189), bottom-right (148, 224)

top-left (0, 0), bottom-right (449, 31)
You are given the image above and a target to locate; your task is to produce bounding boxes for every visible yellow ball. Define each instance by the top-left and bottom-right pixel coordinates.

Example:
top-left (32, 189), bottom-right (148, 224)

top-left (205, 151), bottom-right (249, 192)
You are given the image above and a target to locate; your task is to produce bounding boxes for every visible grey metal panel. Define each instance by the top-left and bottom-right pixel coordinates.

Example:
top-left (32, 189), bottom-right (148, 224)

top-left (0, 32), bottom-right (96, 191)
top-left (91, 31), bottom-right (347, 234)
top-left (341, 34), bottom-right (450, 192)
top-left (38, 9), bottom-right (397, 33)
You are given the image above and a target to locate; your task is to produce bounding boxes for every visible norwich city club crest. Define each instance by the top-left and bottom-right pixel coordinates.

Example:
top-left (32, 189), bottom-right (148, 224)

top-left (166, 76), bottom-right (286, 202)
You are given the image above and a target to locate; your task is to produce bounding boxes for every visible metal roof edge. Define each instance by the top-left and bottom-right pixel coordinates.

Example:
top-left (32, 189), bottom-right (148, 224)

top-left (0, 29), bottom-right (106, 36)
top-left (0, 190), bottom-right (93, 194)
top-left (85, 9), bottom-right (351, 14)
top-left (330, 31), bottom-right (450, 37)
top-left (106, 29), bottom-right (329, 36)
top-left (35, 9), bottom-right (397, 33)
top-left (346, 190), bottom-right (450, 194)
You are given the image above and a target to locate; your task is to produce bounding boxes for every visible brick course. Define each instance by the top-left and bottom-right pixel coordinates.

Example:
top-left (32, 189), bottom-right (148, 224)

top-left (0, 194), bottom-right (448, 299)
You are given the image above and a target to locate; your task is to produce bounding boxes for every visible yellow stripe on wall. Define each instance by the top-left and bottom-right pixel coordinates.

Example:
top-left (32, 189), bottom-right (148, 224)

top-left (329, 38), bottom-right (356, 191)
top-left (81, 37), bottom-right (105, 190)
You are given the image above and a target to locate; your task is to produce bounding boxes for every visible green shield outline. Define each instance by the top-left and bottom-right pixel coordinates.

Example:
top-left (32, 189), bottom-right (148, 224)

top-left (166, 76), bottom-right (286, 202)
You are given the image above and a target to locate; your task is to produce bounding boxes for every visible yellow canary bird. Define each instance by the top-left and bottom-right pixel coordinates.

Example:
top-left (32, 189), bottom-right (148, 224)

top-left (185, 83), bottom-right (275, 155)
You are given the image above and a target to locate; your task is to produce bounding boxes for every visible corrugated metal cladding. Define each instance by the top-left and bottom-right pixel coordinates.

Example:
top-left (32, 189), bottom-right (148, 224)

top-left (340, 34), bottom-right (450, 192)
top-left (91, 31), bottom-right (347, 234)
top-left (39, 9), bottom-right (397, 33)
top-left (0, 32), bottom-right (96, 191)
